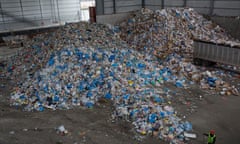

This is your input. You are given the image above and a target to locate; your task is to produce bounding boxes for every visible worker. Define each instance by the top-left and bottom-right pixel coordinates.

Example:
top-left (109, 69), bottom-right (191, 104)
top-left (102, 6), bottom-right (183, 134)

top-left (203, 130), bottom-right (216, 144)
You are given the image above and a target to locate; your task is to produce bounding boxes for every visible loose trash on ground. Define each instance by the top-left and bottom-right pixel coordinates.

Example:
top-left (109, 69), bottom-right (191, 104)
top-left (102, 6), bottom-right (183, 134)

top-left (184, 132), bottom-right (197, 139)
top-left (56, 125), bottom-right (68, 136)
top-left (9, 131), bottom-right (15, 135)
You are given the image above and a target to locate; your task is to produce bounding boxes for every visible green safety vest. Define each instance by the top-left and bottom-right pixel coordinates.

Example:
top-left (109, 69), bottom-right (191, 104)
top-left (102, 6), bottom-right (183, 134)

top-left (208, 133), bottom-right (216, 144)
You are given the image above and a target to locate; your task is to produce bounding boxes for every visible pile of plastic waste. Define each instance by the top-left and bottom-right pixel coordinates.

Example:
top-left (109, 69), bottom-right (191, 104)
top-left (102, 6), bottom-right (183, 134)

top-left (160, 53), bottom-right (239, 96)
top-left (2, 22), bottom-right (122, 80)
top-left (2, 22), bottom-right (192, 143)
top-left (2, 35), bottom-right (27, 48)
top-left (9, 42), bottom-right (193, 143)
top-left (1, 8), bottom-right (240, 143)
top-left (118, 8), bottom-right (239, 95)
top-left (119, 8), bottom-right (240, 57)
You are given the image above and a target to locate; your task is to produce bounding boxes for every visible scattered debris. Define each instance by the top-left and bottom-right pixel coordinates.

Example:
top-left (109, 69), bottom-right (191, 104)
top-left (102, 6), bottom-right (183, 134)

top-left (9, 131), bottom-right (15, 135)
top-left (184, 132), bottom-right (197, 139)
top-left (56, 125), bottom-right (68, 136)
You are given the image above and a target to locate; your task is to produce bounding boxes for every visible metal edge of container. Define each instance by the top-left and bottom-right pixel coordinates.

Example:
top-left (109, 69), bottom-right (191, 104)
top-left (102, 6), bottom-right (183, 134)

top-left (193, 39), bottom-right (240, 49)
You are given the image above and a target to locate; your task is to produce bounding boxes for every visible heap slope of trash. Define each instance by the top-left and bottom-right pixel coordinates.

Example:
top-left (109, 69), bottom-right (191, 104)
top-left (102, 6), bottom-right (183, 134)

top-left (118, 8), bottom-right (239, 95)
top-left (1, 8), bottom-right (239, 143)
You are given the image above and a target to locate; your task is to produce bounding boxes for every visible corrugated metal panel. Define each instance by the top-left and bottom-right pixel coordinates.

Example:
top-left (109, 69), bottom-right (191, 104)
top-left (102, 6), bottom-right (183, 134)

top-left (116, 5), bottom-right (140, 13)
top-left (193, 7), bottom-right (210, 14)
top-left (213, 9), bottom-right (240, 16)
top-left (0, 0), bottom-right (95, 32)
top-left (57, 0), bottom-right (80, 22)
top-left (146, 0), bottom-right (184, 8)
top-left (104, 0), bottom-right (113, 8)
top-left (187, 0), bottom-right (210, 8)
top-left (103, 0), bottom-right (141, 14)
top-left (116, 0), bottom-right (141, 6)
top-left (104, 8), bottom-right (114, 14)
top-left (165, 0), bottom-right (184, 7)
top-left (145, 0), bottom-right (161, 5)
top-left (146, 6), bottom-right (162, 11)
top-left (104, 1), bottom-right (113, 8)
top-left (214, 1), bottom-right (240, 9)
top-left (194, 41), bottom-right (240, 67)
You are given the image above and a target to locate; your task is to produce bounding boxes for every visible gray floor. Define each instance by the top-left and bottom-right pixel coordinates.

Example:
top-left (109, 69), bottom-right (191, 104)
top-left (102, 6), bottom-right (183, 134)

top-left (189, 93), bottom-right (240, 144)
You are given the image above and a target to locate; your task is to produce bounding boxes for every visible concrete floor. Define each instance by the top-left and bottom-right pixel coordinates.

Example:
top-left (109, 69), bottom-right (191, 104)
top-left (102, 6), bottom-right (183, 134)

top-left (189, 93), bottom-right (240, 144)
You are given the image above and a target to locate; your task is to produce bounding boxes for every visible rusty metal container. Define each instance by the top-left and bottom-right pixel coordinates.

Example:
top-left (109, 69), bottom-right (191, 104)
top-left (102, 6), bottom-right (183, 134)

top-left (89, 7), bottom-right (96, 23)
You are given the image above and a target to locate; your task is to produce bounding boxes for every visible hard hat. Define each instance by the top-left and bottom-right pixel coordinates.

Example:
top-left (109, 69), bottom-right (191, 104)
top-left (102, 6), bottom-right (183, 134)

top-left (210, 130), bottom-right (215, 135)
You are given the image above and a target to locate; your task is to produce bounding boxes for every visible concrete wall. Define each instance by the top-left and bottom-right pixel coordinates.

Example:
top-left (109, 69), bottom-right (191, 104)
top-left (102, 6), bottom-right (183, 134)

top-left (0, 0), bottom-right (95, 33)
